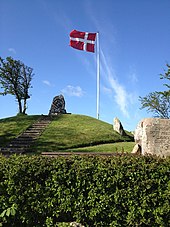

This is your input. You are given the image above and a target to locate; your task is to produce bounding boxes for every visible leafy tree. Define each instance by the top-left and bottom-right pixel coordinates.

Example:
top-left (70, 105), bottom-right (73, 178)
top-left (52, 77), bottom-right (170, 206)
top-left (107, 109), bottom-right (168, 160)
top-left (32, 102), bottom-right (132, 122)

top-left (0, 57), bottom-right (34, 114)
top-left (139, 64), bottom-right (170, 118)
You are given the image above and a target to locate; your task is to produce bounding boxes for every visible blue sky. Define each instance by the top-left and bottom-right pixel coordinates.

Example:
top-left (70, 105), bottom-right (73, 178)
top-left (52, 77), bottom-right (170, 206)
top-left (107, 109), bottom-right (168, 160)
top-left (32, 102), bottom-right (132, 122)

top-left (0, 0), bottom-right (170, 131)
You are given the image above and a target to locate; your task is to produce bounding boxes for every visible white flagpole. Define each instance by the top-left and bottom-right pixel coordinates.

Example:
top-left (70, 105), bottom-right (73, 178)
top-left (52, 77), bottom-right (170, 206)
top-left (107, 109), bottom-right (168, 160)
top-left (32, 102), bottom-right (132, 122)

top-left (96, 32), bottom-right (100, 119)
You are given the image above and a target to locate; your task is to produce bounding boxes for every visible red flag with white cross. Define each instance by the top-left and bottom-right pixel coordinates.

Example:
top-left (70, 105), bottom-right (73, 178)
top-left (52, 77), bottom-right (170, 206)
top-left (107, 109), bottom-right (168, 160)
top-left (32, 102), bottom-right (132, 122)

top-left (70, 30), bottom-right (97, 53)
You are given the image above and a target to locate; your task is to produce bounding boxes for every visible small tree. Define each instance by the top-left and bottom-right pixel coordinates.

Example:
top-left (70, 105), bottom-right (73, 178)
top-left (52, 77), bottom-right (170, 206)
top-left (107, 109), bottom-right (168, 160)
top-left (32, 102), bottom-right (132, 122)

top-left (0, 57), bottom-right (34, 114)
top-left (139, 64), bottom-right (170, 118)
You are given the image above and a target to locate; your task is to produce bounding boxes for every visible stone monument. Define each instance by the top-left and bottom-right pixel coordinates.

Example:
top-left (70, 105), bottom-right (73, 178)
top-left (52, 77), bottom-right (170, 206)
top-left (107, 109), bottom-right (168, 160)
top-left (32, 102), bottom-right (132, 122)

top-left (133, 118), bottom-right (170, 157)
top-left (113, 117), bottom-right (126, 136)
top-left (131, 143), bottom-right (141, 155)
top-left (49, 94), bottom-right (67, 115)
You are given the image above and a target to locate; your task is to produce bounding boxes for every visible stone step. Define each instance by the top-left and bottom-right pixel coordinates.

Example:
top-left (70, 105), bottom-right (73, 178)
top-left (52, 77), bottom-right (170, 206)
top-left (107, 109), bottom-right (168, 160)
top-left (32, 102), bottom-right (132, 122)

top-left (33, 124), bottom-right (50, 127)
top-left (35, 119), bottom-right (51, 122)
top-left (18, 135), bottom-right (36, 139)
top-left (1, 116), bottom-right (52, 155)
top-left (0, 148), bottom-right (26, 154)
top-left (32, 119), bottom-right (51, 125)
top-left (7, 143), bottom-right (30, 148)
top-left (10, 138), bottom-right (32, 142)
top-left (27, 126), bottom-right (47, 129)
top-left (27, 127), bottom-right (48, 130)
top-left (23, 130), bottom-right (42, 134)
top-left (22, 132), bottom-right (41, 136)
top-left (14, 137), bottom-right (34, 141)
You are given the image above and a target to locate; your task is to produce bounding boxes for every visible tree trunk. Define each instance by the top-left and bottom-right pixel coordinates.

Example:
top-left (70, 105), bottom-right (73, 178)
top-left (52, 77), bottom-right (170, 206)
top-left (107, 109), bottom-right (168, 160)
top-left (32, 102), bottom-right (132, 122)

top-left (18, 100), bottom-right (22, 114)
top-left (16, 95), bottom-right (23, 114)
top-left (23, 98), bottom-right (27, 114)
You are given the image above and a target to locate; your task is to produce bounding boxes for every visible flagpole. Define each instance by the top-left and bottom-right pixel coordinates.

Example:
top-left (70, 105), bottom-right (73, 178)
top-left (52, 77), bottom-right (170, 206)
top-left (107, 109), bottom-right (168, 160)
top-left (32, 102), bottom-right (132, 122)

top-left (96, 32), bottom-right (100, 119)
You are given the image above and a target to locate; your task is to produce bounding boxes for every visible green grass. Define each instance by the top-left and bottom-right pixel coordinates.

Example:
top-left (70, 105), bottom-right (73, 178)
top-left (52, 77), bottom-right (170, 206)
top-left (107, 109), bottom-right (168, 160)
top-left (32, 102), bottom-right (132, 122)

top-left (0, 114), bottom-right (134, 153)
top-left (32, 114), bottom-right (134, 153)
top-left (0, 115), bottom-right (40, 147)
top-left (67, 142), bottom-right (135, 153)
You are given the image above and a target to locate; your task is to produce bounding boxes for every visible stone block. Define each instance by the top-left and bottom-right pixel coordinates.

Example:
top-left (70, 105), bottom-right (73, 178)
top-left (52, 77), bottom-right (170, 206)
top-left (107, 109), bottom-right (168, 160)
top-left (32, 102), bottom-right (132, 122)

top-left (134, 118), bottom-right (170, 157)
top-left (113, 117), bottom-right (126, 136)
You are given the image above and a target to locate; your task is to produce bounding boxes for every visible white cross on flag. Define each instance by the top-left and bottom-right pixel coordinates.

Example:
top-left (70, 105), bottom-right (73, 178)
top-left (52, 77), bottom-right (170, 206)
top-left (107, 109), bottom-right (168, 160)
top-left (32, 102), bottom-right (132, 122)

top-left (70, 30), bottom-right (97, 53)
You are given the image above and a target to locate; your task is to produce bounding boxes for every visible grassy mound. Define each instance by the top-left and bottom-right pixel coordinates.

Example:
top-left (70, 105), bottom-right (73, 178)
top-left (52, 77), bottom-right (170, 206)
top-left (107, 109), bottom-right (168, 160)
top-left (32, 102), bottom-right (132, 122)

top-left (32, 114), bottom-right (134, 153)
top-left (0, 114), bottom-right (134, 153)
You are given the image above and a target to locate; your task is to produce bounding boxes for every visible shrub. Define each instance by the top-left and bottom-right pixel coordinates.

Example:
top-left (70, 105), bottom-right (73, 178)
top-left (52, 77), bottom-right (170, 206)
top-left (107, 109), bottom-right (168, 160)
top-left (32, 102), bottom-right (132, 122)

top-left (0, 154), bottom-right (169, 226)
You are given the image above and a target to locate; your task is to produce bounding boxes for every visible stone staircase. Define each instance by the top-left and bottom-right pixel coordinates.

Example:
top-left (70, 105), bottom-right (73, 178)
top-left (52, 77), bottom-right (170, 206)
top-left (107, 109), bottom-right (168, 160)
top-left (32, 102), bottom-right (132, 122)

top-left (0, 115), bottom-right (52, 155)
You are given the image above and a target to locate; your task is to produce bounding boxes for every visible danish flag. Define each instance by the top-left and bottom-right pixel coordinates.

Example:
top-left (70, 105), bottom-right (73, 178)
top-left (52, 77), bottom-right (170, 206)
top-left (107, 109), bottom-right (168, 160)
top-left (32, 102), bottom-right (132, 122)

top-left (70, 30), bottom-right (97, 53)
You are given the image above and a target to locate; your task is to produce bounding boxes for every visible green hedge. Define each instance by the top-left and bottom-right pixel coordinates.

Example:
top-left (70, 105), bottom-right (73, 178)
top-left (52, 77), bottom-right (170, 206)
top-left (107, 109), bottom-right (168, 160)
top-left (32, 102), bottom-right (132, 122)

top-left (0, 154), bottom-right (169, 226)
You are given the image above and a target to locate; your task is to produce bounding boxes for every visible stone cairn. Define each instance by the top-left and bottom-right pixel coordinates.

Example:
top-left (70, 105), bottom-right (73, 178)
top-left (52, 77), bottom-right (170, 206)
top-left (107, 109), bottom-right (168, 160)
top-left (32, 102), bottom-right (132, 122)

top-left (49, 94), bottom-right (67, 115)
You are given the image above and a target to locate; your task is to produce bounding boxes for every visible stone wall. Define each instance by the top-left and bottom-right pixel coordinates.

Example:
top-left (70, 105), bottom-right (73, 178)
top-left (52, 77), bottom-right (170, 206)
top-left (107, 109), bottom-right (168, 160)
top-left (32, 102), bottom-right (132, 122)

top-left (134, 118), bottom-right (170, 157)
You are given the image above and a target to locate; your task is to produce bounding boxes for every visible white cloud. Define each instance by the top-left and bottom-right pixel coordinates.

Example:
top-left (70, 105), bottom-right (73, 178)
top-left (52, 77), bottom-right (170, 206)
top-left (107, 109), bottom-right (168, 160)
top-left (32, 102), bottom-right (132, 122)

top-left (61, 85), bottom-right (85, 97)
top-left (101, 49), bottom-right (132, 117)
top-left (102, 86), bottom-right (112, 95)
top-left (42, 80), bottom-right (52, 86)
top-left (108, 75), bottom-right (129, 117)
top-left (128, 65), bottom-right (138, 84)
top-left (8, 48), bottom-right (16, 54)
top-left (129, 72), bottom-right (138, 83)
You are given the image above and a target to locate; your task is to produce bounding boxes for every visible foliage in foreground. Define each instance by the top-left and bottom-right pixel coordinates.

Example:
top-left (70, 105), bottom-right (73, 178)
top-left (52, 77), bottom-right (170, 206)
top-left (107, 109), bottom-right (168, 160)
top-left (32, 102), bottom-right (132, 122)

top-left (0, 154), bottom-right (169, 226)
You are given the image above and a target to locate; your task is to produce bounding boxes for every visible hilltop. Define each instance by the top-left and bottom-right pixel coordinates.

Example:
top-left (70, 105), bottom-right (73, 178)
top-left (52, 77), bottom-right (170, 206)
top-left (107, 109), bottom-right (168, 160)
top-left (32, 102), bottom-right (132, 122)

top-left (0, 114), bottom-right (134, 154)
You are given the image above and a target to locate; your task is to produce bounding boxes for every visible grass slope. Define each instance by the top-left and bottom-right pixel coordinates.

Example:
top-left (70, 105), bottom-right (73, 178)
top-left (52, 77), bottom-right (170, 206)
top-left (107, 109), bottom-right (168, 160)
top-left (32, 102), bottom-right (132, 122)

top-left (32, 114), bottom-right (134, 153)
top-left (67, 142), bottom-right (135, 153)
top-left (0, 114), bottom-right (134, 153)
top-left (0, 115), bottom-right (40, 147)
